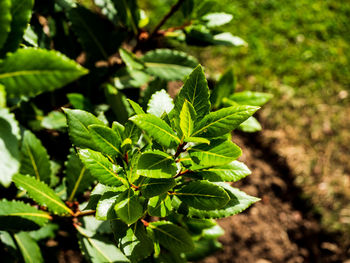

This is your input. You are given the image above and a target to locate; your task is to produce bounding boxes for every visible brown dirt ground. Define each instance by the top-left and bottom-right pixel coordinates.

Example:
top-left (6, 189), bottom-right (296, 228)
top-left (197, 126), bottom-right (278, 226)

top-left (201, 133), bottom-right (350, 263)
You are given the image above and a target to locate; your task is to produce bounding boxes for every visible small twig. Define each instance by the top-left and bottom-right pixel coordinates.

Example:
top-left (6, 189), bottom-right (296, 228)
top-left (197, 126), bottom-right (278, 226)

top-left (174, 169), bottom-right (190, 178)
top-left (73, 210), bottom-right (96, 218)
top-left (149, 0), bottom-right (186, 39)
top-left (174, 142), bottom-right (187, 159)
top-left (141, 219), bottom-right (149, 227)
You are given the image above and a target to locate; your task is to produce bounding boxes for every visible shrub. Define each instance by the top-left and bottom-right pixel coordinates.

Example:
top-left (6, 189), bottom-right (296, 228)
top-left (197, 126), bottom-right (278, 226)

top-left (0, 0), bottom-right (271, 262)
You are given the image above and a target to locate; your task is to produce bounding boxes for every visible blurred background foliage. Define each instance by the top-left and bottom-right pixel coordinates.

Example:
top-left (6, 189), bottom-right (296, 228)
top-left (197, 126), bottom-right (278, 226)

top-left (71, 0), bottom-right (350, 239)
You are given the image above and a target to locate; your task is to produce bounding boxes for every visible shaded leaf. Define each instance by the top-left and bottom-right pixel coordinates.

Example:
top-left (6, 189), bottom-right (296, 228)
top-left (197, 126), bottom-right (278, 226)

top-left (20, 130), bottom-right (51, 184)
top-left (14, 232), bottom-right (43, 263)
top-left (119, 48), bottom-right (144, 70)
top-left (148, 221), bottom-right (194, 253)
top-left (114, 190), bottom-right (143, 224)
top-left (68, 5), bottom-right (125, 61)
top-left (210, 67), bottom-right (235, 108)
top-left (0, 0), bottom-right (34, 55)
top-left (65, 149), bottom-right (94, 201)
top-left (230, 91), bottom-right (273, 106)
top-left (141, 49), bottom-right (198, 80)
top-left (148, 194), bottom-right (172, 217)
top-left (0, 0), bottom-right (11, 51)
top-left (0, 200), bottom-right (51, 231)
top-left (119, 221), bottom-right (153, 262)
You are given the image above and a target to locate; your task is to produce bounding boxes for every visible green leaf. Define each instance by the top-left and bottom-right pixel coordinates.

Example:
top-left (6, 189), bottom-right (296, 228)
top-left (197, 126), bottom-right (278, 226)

top-left (20, 130), bottom-right (51, 184)
top-left (184, 137), bottom-right (210, 144)
top-left (130, 114), bottom-right (180, 148)
top-left (28, 223), bottom-right (59, 241)
top-left (0, 0), bottom-right (34, 55)
top-left (63, 108), bottom-right (104, 150)
top-left (148, 221), bottom-right (194, 253)
top-left (23, 25), bottom-right (38, 47)
top-left (0, 48), bottom-right (88, 98)
top-left (112, 0), bottom-right (139, 34)
top-left (202, 12), bottom-right (233, 28)
top-left (210, 67), bottom-right (235, 108)
top-left (0, 200), bottom-right (51, 231)
top-left (141, 49), bottom-right (198, 81)
top-left (0, 107), bottom-right (20, 187)
top-left (119, 48), bottom-right (144, 70)
top-left (41, 111), bottom-right (67, 130)
top-left (77, 226), bottom-right (130, 263)
top-left (175, 181), bottom-right (229, 210)
top-left (96, 191), bottom-right (120, 220)
top-left (238, 116), bottom-right (262, 132)
top-left (79, 149), bottom-right (127, 186)
top-left (189, 139), bottom-right (241, 167)
top-left (137, 150), bottom-right (177, 178)
top-left (180, 99), bottom-right (196, 138)
top-left (14, 232), bottom-right (43, 263)
top-left (67, 93), bottom-right (93, 111)
top-left (68, 5), bottom-right (125, 61)
top-left (187, 183), bottom-right (260, 218)
top-left (212, 32), bottom-right (247, 46)
top-left (175, 65), bottom-right (210, 120)
top-left (88, 124), bottom-right (122, 156)
top-left (147, 89), bottom-right (174, 118)
top-left (12, 174), bottom-right (73, 215)
top-left (114, 190), bottom-right (143, 224)
top-left (0, 0), bottom-right (11, 51)
top-left (148, 194), bottom-right (172, 217)
top-left (114, 68), bottom-right (150, 89)
top-left (127, 99), bottom-right (145, 115)
top-left (84, 183), bottom-right (126, 211)
top-left (119, 221), bottom-right (154, 262)
top-left (230, 91), bottom-right (273, 106)
top-left (138, 177), bottom-right (176, 198)
top-left (194, 160), bottom-right (251, 182)
top-left (185, 238), bottom-right (222, 261)
top-left (0, 84), bottom-right (6, 107)
top-left (65, 149), bottom-right (94, 201)
top-left (192, 105), bottom-right (260, 138)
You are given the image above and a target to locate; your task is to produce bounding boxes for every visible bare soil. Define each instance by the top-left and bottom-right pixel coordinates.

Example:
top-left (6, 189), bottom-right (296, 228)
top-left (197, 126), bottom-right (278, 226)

top-left (201, 132), bottom-right (349, 263)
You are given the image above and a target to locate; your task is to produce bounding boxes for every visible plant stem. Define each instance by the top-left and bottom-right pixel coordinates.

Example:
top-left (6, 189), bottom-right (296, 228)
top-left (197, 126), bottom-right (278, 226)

top-left (149, 0), bottom-right (186, 39)
top-left (174, 142), bottom-right (187, 159)
top-left (74, 210), bottom-right (96, 218)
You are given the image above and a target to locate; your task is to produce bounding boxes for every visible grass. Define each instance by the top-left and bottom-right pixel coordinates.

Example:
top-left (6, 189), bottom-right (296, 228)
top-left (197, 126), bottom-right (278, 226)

top-left (200, 0), bottom-right (350, 235)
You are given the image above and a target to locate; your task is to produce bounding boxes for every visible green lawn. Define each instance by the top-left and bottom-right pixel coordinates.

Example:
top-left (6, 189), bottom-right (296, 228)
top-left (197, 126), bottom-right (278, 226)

top-left (204, 0), bottom-right (350, 234)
